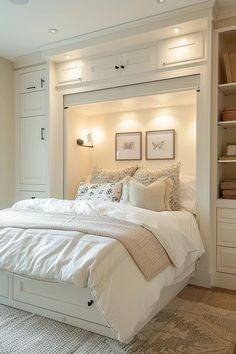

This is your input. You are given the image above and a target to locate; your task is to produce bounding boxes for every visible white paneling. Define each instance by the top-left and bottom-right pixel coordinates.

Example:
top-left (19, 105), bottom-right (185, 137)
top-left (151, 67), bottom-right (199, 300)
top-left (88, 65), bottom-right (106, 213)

top-left (20, 91), bottom-right (46, 118)
top-left (217, 246), bottom-right (236, 274)
top-left (86, 55), bottom-right (120, 82)
top-left (19, 116), bottom-right (47, 185)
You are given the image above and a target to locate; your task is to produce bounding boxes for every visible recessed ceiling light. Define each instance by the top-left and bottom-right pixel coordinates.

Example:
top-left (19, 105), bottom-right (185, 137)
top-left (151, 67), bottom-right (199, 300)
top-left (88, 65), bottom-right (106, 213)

top-left (173, 27), bottom-right (181, 34)
top-left (48, 28), bottom-right (58, 34)
top-left (65, 55), bottom-right (70, 60)
top-left (157, 0), bottom-right (167, 4)
top-left (8, 0), bottom-right (29, 4)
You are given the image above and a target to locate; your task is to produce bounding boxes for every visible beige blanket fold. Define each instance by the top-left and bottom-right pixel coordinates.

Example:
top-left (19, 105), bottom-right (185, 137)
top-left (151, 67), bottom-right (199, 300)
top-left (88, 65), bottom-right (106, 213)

top-left (0, 210), bottom-right (171, 281)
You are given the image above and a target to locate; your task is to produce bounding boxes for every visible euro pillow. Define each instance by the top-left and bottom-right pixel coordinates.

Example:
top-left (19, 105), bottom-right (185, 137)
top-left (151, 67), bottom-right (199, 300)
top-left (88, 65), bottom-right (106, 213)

top-left (76, 182), bottom-right (122, 202)
top-left (133, 163), bottom-right (181, 210)
top-left (179, 175), bottom-right (196, 214)
top-left (90, 166), bottom-right (138, 184)
top-left (122, 177), bottom-right (172, 212)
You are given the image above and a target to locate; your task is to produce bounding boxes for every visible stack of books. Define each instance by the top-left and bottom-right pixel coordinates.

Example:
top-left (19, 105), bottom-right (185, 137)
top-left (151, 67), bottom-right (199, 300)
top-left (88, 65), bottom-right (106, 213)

top-left (224, 51), bottom-right (236, 83)
top-left (220, 180), bottom-right (236, 199)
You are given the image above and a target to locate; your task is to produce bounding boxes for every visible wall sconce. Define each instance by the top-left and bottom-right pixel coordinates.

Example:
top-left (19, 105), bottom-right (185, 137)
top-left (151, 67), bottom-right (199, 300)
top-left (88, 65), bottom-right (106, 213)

top-left (77, 133), bottom-right (94, 148)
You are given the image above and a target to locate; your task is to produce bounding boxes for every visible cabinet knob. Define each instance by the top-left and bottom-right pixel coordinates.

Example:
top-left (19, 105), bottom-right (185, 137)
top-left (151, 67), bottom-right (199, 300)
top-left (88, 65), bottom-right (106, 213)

top-left (121, 65), bottom-right (125, 69)
top-left (87, 300), bottom-right (94, 307)
top-left (115, 65), bottom-right (120, 70)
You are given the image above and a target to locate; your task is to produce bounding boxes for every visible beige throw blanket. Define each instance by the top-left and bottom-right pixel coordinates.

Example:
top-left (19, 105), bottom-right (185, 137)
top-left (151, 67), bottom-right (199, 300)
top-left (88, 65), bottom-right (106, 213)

top-left (0, 210), bottom-right (171, 281)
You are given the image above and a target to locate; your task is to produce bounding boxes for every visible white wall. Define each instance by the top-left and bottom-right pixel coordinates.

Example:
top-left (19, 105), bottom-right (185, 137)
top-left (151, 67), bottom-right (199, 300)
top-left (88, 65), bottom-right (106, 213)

top-left (65, 104), bottom-right (196, 199)
top-left (0, 57), bottom-right (14, 208)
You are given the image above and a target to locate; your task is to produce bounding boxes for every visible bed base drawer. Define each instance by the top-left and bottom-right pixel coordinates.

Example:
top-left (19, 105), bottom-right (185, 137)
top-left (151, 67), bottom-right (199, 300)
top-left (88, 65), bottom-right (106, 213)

top-left (13, 276), bottom-right (108, 326)
top-left (0, 271), bottom-right (9, 298)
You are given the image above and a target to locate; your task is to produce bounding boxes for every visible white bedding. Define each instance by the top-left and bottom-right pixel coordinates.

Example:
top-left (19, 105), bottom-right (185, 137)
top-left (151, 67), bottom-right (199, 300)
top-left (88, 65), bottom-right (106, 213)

top-left (0, 198), bottom-right (204, 342)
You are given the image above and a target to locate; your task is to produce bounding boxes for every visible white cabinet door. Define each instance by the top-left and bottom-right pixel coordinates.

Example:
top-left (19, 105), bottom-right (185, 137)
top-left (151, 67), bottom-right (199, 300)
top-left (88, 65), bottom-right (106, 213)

top-left (217, 246), bottom-right (236, 275)
top-left (20, 91), bottom-right (46, 117)
top-left (57, 60), bottom-right (85, 84)
top-left (157, 32), bottom-right (204, 68)
top-left (120, 47), bottom-right (156, 76)
top-left (18, 191), bottom-right (48, 200)
top-left (20, 69), bottom-right (46, 93)
top-left (20, 116), bottom-right (47, 185)
top-left (86, 55), bottom-right (120, 81)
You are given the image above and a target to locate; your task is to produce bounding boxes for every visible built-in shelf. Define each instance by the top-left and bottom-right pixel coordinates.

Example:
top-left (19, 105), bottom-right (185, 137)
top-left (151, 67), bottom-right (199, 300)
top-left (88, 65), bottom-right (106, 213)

top-left (217, 198), bottom-right (236, 208)
top-left (218, 159), bottom-right (236, 163)
top-left (218, 120), bottom-right (236, 128)
top-left (219, 82), bottom-right (236, 95)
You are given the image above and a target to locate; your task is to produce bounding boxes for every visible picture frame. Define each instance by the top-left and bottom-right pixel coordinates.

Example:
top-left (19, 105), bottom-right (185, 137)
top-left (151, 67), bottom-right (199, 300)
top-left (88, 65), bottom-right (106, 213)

top-left (226, 143), bottom-right (236, 157)
top-left (146, 129), bottom-right (175, 160)
top-left (116, 132), bottom-right (142, 161)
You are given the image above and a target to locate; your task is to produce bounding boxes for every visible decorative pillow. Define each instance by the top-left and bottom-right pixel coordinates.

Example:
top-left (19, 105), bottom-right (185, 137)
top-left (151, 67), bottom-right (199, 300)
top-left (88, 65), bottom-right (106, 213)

top-left (76, 182), bottom-right (122, 202)
top-left (133, 163), bottom-right (181, 210)
top-left (179, 175), bottom-right (196, 214)
top-left (90, 166), bottom-right (138, 184)
top-left (122, 177), bottom-right (172, 212)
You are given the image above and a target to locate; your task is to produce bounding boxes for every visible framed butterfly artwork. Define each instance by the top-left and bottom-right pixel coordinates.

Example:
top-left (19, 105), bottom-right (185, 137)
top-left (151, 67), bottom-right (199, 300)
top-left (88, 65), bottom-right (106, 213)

top-left (146, 129), bottom-right (175, 160)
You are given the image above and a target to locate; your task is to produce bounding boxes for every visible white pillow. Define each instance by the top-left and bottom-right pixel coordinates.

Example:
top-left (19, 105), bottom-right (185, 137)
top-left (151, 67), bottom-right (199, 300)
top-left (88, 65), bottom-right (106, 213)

top-left (122, 177), bottom-right (172, 212)
top-left (179, 175), bottom-right (196, 214)
top-left (76, 182), bottom-right (122, 202)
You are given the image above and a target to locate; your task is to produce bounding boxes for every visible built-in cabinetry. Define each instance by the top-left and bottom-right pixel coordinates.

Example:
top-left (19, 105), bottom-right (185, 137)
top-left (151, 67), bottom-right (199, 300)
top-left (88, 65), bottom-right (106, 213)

top-left (157, 32), bottom-right (204, 68)
top-left (56, 32), bottom-right (205, 86)
top-left (214, 27), bottom-right (236, 288)
top-left (15, 65), bottom-right (49, 200)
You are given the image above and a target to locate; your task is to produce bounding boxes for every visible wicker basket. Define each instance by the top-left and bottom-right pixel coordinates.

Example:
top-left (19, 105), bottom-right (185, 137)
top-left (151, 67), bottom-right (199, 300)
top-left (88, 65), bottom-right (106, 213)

top-left (221, 107), bottom-right (236, 121)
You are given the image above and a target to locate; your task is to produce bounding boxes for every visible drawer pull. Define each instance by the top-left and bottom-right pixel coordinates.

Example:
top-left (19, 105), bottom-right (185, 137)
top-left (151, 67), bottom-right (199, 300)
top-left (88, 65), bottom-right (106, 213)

top-left (87, 300), bottom-right (94, 307)
top-left (40, 78), bottom-right (45, 88)
top-left (41, 128), bottom-right (45, 140)
top-left (114, 65), bottom-right (120, 70)
top-left (121, 65), bottom-right (125, 69)
top-left (31, 197), bottom-right (36, 199)
top-left (26, 86), bottom-right (36, 90)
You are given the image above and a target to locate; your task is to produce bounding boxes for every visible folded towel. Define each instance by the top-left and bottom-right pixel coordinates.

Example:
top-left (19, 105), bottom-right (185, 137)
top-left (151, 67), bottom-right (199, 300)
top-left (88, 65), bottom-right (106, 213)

top-left (220, 180), bottom-right (236, 190)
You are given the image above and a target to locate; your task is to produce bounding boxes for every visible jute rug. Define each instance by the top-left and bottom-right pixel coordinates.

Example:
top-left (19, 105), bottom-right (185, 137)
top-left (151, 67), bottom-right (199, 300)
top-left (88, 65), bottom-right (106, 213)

top-left (0, 286), bottom-right (235, 354)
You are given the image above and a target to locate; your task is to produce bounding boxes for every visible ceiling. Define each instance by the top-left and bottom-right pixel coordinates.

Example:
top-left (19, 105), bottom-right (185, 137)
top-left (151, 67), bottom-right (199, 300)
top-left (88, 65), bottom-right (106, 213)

top-left (71, 91), bottom-right (196, 116)
top-left (0, 0), bottom-right (210, 60)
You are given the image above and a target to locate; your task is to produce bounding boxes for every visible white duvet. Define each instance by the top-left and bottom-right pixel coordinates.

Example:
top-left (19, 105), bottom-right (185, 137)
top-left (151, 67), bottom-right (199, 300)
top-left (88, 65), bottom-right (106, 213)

top-left (0, 198), bottom-right (204, 342)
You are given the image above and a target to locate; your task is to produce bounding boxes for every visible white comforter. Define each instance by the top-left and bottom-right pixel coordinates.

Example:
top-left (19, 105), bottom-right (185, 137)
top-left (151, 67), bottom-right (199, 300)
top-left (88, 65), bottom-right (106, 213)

top-left (0, 198), bottom-right (204, 342)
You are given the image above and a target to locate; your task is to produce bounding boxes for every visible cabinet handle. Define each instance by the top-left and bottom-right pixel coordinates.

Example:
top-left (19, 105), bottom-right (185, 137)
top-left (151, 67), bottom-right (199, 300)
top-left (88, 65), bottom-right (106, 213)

top-left (26, 86), bottom-right (36, 90)
top-left (41, 128), bottom-right (45, 140)
top-left (41, 78), bottom-right (45, 88)
top-left (121, 65), bottom-right (125, 69)
top-left (87, 300), bottom-right (94, 307)
top-left (31, 197), bottom-right (36, 199)
top-left (114, 65), bottom-right (120, 70)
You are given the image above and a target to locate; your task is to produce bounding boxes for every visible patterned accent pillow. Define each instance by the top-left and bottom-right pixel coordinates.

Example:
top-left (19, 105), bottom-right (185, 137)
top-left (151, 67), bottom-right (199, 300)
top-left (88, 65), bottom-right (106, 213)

top-left (133, 163), bottom-right (181, 210)
top-left (75, 182), bottom-right (123, 202)
top-left (90, 166), bottom-right (138, 184)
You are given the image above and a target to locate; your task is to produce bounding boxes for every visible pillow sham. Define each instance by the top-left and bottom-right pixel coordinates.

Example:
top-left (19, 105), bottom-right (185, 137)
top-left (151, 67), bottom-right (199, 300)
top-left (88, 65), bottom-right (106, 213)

top-left (75, 182), bottom-right (122, 202)
top-left (90, 166), bottom-right (138, 184)
top-left (179, 175), bottom-right (196, 214)
top-left (133, 163), bottom-right (181, 210)
top-left (122, 177), bottom-right (172, 212)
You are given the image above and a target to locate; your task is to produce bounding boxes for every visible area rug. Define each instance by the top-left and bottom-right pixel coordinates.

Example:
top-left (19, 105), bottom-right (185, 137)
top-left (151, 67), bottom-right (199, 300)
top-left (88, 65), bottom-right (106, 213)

top-left (0, 286), bottom-right (235, 354)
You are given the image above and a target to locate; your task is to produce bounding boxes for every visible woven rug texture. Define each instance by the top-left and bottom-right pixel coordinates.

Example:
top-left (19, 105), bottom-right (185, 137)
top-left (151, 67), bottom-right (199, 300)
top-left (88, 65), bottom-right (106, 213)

top-left (0, 285), bottom-right (235, 354)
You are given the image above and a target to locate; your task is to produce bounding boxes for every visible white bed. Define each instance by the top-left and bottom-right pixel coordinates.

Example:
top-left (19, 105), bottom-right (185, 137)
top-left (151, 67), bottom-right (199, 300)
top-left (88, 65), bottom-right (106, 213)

top-left (0, 198), bottom-right (204, 343)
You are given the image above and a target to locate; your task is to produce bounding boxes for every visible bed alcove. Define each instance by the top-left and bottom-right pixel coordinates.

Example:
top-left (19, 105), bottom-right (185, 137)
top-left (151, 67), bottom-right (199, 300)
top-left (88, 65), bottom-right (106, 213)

top-left (63, 76), bottom-right (198, 199)
top-left (62, 74), bottom-right (211, 288)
